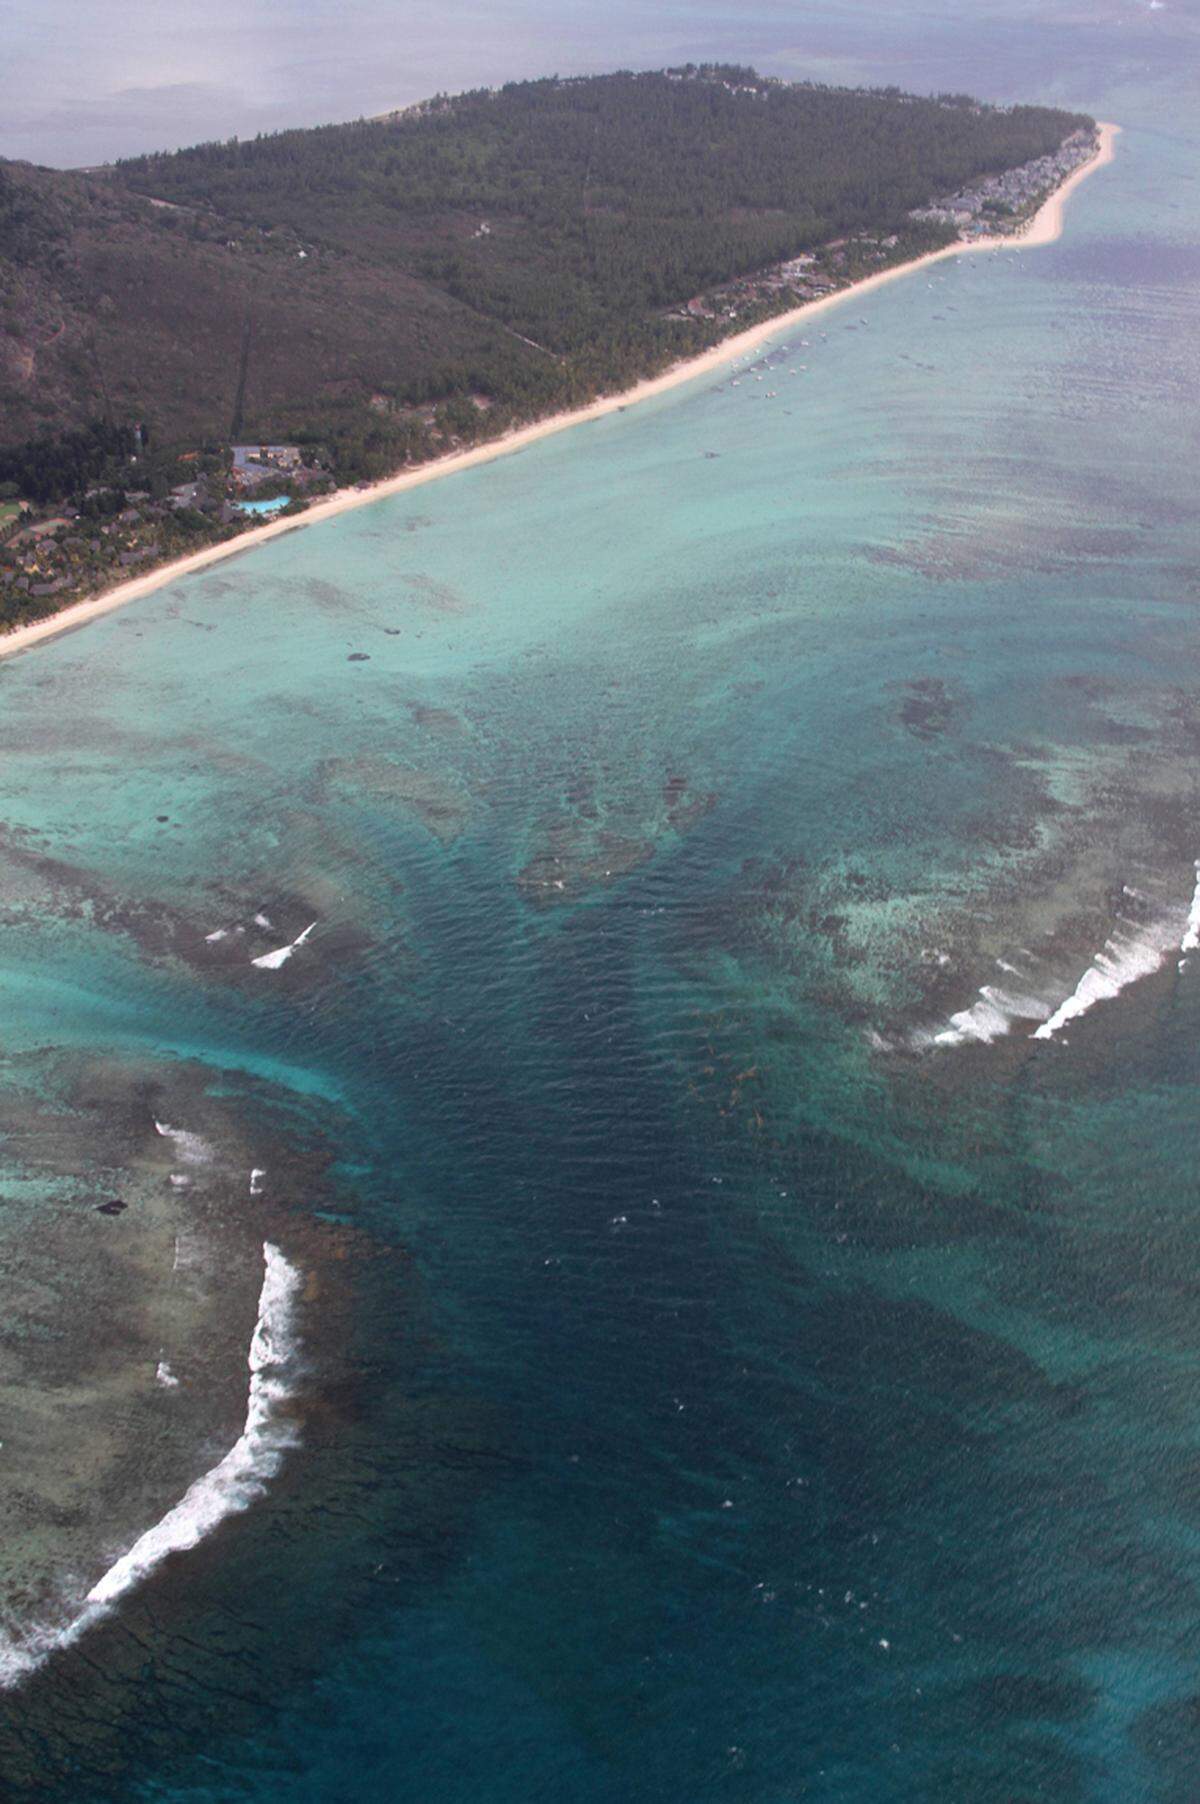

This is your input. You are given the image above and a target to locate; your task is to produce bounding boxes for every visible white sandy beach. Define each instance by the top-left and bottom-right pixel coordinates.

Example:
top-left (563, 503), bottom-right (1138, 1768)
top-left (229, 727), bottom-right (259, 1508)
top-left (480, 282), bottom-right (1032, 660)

top-left (0, 123), bottom-right (1117, 664)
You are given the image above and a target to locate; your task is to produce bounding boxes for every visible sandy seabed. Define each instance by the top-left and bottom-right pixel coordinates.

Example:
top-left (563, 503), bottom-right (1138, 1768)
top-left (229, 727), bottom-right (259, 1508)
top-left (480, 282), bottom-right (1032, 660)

top-left (0, 124), bottom-right (1118, 665)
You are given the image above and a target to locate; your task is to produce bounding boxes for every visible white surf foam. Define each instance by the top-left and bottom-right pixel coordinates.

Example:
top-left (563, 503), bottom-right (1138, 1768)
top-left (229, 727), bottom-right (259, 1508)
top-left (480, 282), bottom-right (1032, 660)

top-left (204, 928), bottom-right (228, 943)
top-left (1032, 917), bottom-right (1178, 1041)
top-left (87, 1243), bottom-right (300, 1605)
top-left (1179, 863), bottom-right (1200, 963)
top-left (928, 983), bottom-right (1051, 1047)
top-left (917, 869), bottom-right (1200, 1051)
top-left (154, 1119), bottom-right (213, 1165)
top-left (0, 1241), bottom-right (301, 1690)
top-left (155, 1360), bottom-right (180, 1389)
top-left (251, 922), bottom-right (317, 970)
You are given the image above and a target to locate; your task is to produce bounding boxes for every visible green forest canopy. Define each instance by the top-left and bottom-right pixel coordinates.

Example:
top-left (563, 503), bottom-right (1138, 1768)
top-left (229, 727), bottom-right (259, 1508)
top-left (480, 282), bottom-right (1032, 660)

top-left (1, 68), bottom-right (1091, 481)
top-left (115, 70), bottom-right (1090, 352)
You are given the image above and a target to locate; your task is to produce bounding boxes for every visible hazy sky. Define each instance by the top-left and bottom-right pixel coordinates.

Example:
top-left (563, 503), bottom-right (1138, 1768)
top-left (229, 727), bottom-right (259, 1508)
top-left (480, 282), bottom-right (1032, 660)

top-left (0, 0), bottom-right (842, 167)
top-left (1, 0), bottom-right (1185, 168)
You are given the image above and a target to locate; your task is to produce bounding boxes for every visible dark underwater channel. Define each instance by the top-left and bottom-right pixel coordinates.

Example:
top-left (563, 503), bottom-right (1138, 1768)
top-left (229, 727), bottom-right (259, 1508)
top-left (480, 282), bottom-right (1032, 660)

top-left (2, 26), bottom-right (1200, 1791)
top-left (1, 770), bottom-right (1198, 1802)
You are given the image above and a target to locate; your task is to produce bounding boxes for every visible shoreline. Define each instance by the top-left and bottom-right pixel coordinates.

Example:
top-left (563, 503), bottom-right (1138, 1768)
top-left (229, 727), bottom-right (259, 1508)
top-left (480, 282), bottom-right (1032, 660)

top-left (0, 122), bottom-right (1118, 664)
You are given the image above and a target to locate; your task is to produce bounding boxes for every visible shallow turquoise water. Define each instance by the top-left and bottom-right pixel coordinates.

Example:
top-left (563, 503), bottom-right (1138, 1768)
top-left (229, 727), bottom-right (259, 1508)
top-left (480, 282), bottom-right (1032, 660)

top-left (2, 6), bottom-right (1200, 1800)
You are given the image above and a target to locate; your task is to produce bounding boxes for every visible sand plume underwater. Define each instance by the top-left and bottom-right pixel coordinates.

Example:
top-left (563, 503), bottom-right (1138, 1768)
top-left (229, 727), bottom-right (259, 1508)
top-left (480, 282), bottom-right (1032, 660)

top-left (3, 15), bottom-right (1200, 1797)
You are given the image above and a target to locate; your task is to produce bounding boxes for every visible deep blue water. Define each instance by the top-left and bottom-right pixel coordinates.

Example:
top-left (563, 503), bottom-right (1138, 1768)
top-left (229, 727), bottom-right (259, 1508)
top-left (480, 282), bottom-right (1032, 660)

top-left (1, 5), bottom-right (1200, 1801)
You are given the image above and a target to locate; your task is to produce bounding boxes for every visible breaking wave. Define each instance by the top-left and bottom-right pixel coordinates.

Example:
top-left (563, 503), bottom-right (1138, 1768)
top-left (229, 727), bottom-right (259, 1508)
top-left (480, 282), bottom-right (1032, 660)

top-left (1179, 862), bottom-right (1200, 964)
top-left (251, 922), bottom-right (317, 971)
top-left (0, 1241), bottom-right (301, 1691)
top-left (928, 976), bottom-right (1052, 1047)
top-left (1031, 917), bottom-right (1178, 1040)
top-left (900, 870), bottom-right (1199, 1053)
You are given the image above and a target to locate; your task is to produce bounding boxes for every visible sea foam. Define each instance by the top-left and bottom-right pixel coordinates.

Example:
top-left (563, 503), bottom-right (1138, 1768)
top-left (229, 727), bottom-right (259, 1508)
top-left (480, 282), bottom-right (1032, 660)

top-left (0, 1241), bottom-right (301, 1690)
top-left (930, 979), bottom-right (1051, 1047)
top-left (1178, 862), bottom-right (1200, 965)
top-left (911, 870), bottom-right (1199, 1052)
top-left (154, 1119), bottom-right (213, 1165)
top-left (1032, 915), bottom-right (1180, 1040)
top-left (251, 922), bottom-right (317, 970)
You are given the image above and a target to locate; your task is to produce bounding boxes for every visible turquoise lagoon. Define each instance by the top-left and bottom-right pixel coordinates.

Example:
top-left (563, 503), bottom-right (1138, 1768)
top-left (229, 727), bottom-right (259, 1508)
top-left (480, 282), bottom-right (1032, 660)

top-left (2, 5), bottom-right (1200, 1800)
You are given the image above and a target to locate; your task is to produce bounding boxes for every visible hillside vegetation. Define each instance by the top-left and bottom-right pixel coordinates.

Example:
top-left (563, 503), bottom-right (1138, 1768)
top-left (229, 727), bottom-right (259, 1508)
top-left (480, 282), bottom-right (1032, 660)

top-left (1, 67), bottom-right (1090, 479)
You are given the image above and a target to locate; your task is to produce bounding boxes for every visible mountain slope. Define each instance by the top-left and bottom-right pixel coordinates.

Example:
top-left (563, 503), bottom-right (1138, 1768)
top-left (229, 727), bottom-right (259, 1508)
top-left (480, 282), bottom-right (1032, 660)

top-left (0, 69), bottom-right (1091, 460)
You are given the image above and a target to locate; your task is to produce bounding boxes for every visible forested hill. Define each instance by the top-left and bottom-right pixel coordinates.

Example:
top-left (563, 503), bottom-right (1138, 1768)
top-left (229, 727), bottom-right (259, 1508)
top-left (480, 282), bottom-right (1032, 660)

top-left (113, 74), bottom-right (1084, 349)
top-left (1, 68), bottom-right (1090, 472)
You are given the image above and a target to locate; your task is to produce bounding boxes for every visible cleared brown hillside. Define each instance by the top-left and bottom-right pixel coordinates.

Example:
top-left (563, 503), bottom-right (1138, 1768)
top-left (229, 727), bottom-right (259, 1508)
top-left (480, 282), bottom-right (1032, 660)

top-left (0, 161), bottom-right (544, 446)
top-left (0, 70), bottom-right (1091, 457)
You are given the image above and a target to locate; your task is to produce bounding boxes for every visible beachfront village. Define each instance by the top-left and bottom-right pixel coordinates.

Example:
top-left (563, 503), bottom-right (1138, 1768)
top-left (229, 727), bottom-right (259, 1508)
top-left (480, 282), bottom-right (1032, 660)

top-left (0, 397), bottom-right (520, 630)
top-left (668, 126), bottom-right (1098, 329)
top-left (0, 439), bottom-right (335, 625)
top-left (0, 125), bottom-right (1098, 634)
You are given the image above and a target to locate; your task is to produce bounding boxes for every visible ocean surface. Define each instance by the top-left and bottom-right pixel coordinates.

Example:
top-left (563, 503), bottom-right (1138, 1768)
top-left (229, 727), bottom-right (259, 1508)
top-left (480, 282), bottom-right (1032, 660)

top-left (2, 4), bottom-right (1200, 1799)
